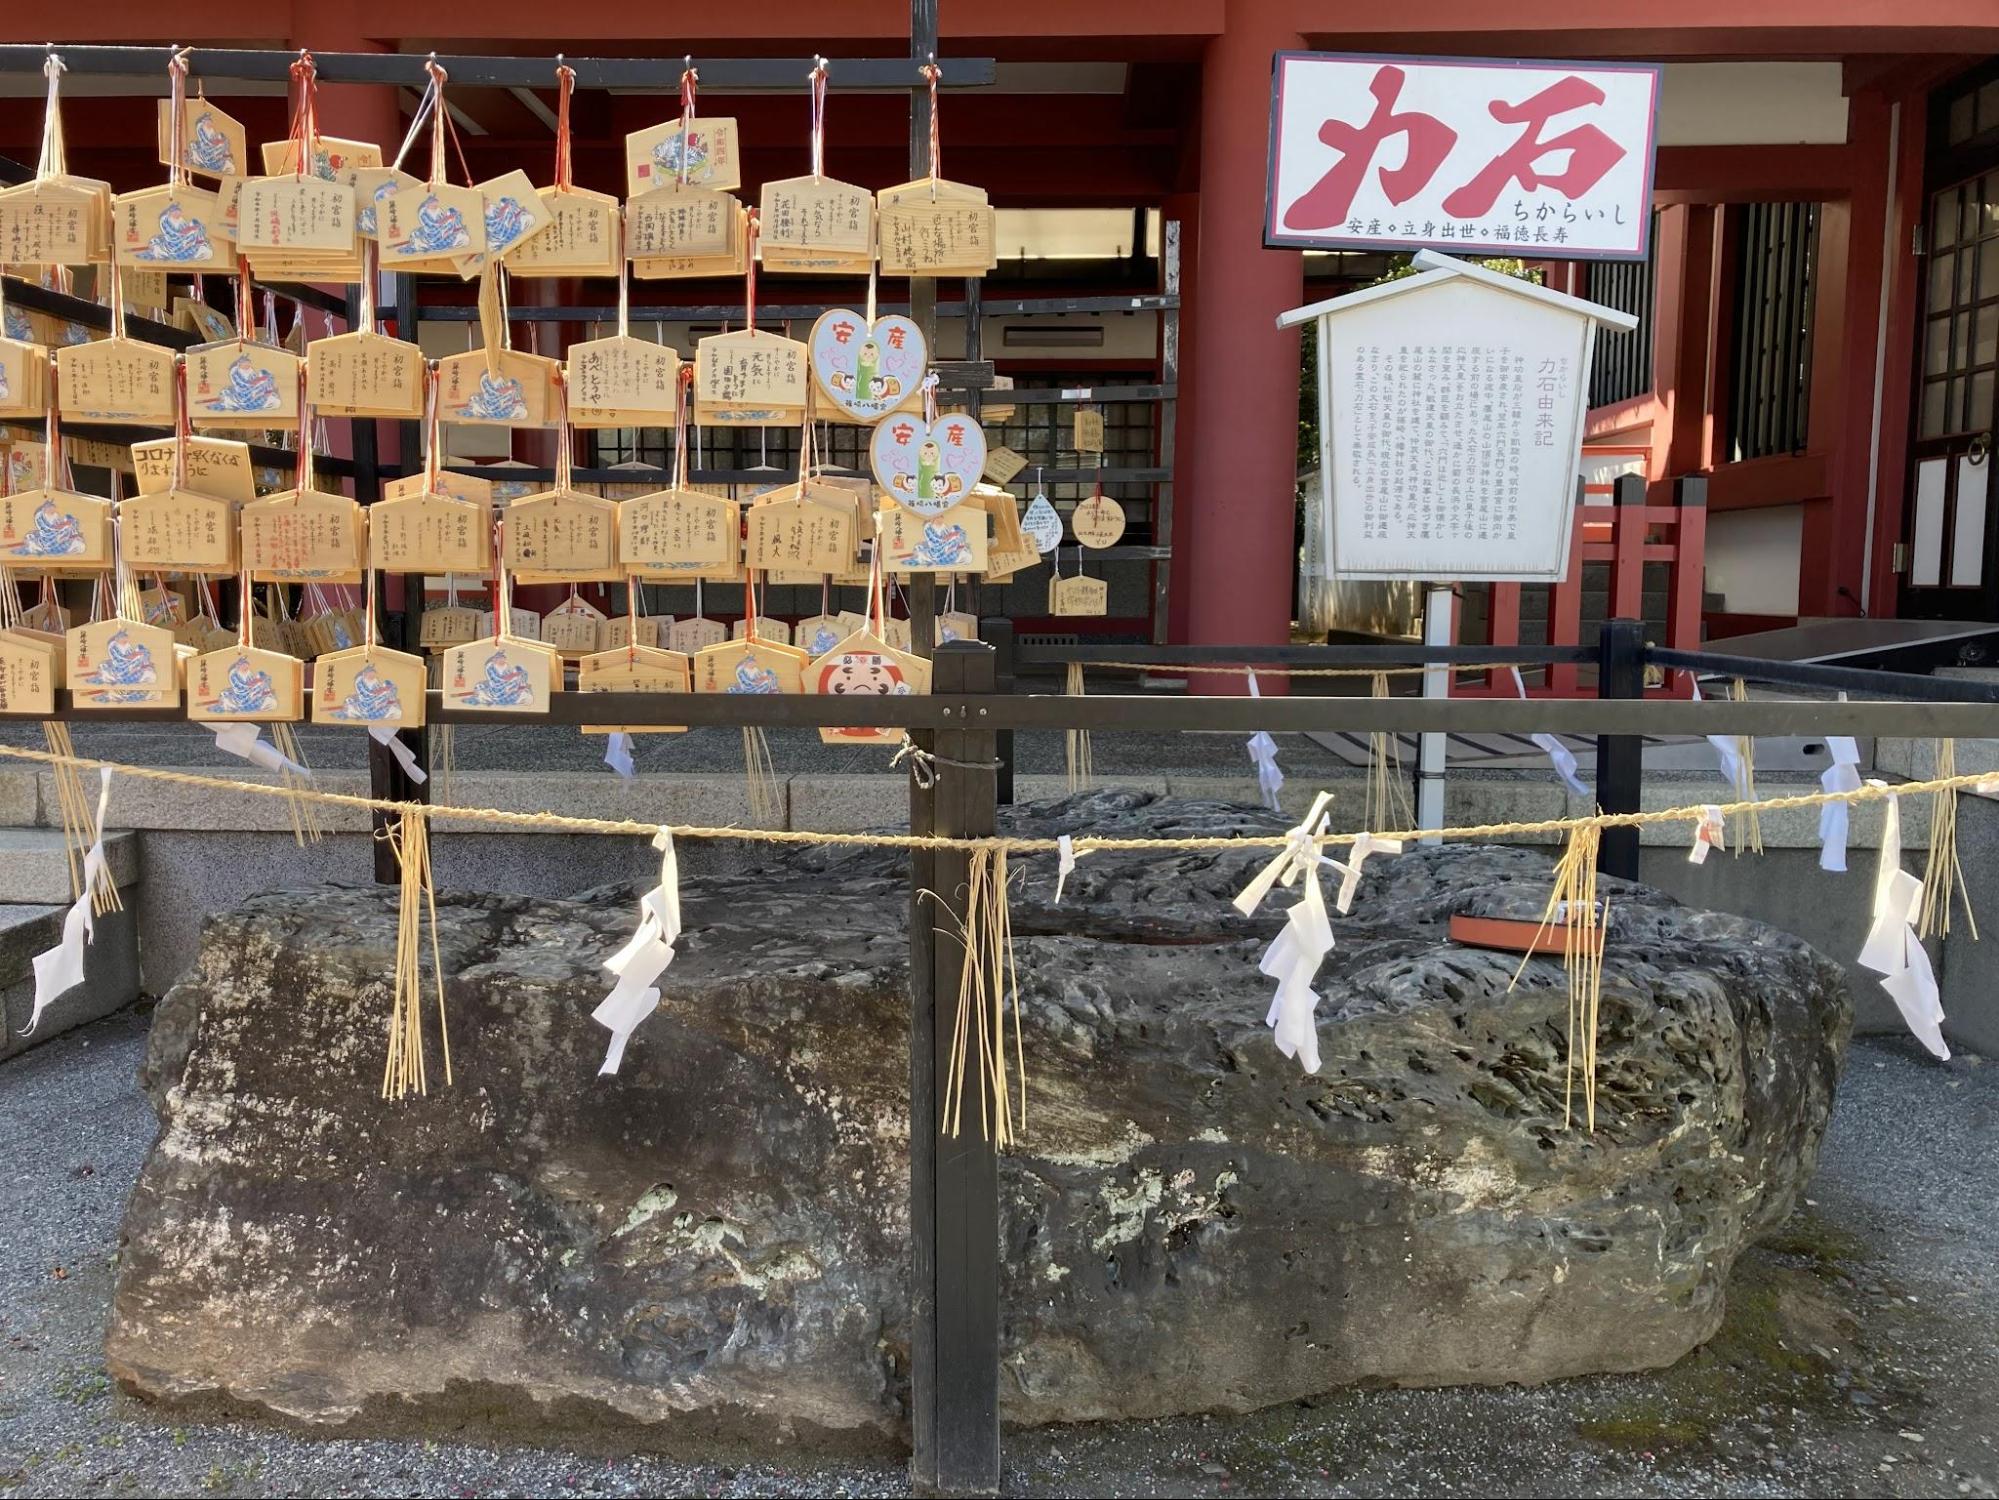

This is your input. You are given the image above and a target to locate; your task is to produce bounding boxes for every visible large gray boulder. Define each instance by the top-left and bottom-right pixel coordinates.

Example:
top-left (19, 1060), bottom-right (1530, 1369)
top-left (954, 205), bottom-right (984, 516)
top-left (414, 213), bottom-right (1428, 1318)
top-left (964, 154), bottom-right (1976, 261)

top-left (109, 791), bottom-right (1851, 1445)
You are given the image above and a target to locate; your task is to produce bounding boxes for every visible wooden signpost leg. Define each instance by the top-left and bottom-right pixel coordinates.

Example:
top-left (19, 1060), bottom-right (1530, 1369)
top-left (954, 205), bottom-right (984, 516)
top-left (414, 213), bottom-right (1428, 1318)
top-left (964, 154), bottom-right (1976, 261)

top-left (909, 641), bottom-right (1001, 1497)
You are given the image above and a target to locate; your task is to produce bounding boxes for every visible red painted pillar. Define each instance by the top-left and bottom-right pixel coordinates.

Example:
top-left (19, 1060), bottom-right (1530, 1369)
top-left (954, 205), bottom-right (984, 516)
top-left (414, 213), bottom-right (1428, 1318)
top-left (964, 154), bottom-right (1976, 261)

top-left (1161, 191), bottom-right (1199, 645)
top-left (1180, 0), bottom-right (1304, 673)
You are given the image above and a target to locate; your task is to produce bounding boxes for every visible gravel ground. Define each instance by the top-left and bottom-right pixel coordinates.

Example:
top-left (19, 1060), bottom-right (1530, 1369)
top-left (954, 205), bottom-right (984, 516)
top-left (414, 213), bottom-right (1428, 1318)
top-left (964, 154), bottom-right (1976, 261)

top-left (0, 1011), bottom-right (1994, 1499)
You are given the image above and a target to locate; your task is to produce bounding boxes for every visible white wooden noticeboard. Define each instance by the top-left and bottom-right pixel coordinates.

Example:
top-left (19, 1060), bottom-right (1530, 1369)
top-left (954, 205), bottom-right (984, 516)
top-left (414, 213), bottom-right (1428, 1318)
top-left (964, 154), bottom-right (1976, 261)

top-left (1280, 252), bottom-right (1639, 584)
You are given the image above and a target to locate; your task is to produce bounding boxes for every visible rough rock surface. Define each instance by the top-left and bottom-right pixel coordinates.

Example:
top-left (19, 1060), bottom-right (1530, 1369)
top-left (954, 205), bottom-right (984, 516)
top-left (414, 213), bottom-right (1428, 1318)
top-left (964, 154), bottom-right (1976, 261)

top-left (109, 791), bottom-right (1852, 1446)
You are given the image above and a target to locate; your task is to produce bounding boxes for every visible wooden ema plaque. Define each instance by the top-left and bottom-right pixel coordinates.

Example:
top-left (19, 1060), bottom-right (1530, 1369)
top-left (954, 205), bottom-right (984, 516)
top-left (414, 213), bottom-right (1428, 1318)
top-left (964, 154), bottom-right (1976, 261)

top-left (804, 629), bottom-right (930, 746)
top-left (1071, 494), bottom-right (1127, 549)
top-left (186, 644), bottom-right (303, 722)
top-left (241, 489), bottom-right (366, 583)
top-left (505, 186), bottom-right (620, 277)
top-left (667, 616), bottom-right (728, 654)
top-left (237, 174), bottom-right (355, 252)
top-left (0, 178), bottom-right (111, 265)
top-left (0, 630), bottom-right (57, 716)
top-left (67, 619), bottom-right (181, 710)
top-left (692, 637), bottom-right (804, 695)
top-left (121, 487), bottom-right (239, 574)
top-left (620, 488), bottom-right (738, 573)
top-left (729, 616), bottom-right (793, 646)
top-left (111, 183), bottom-right (225, 267)
top-left (381, 182), bottom-right (488, 270)
top-left (442, 636), bottom-right (560, 714)
top-left (541, 595), bottom-right (605, 657)
top-left (307, 331), bottom-right (424, 418)
top-left (344, 166), bottom-right (418, 240)
top-left (57, 338), bottom-right (177, 424)
top-left (504, 489), bottom-right (619, 581)
top-left (602, 615), bottom-right (665, 651)
top-left (626, 117), bottom-right (742, 195)
top-left (876, 178), bottom-right (997, 278)
top-left (158, 97), bottom-right (247, 179)
top-left (0, 337), bottom-right (50, 419)
top-left (745, 488), bottom-right (856, 575)
top-left (937, 610), bottom-right (980, 645)
top-left (370, 489), bottom-right (492, 574)
top-left (627, 184), bottom-right (737, 259)
top-left (694, 330), bottom-right (808, 425)
top-left (565, 336), bottom-right (680, 428)
top-left (311, 645), bottom-right (426, 727)
top-left (1049, 572), bottom-right (1108, 617)
top-left (260, 137), bottom-right (382, 179)
top-left (437, 348), bottom-right (559, 427)
top-left (0, 488), bottom-right (111, 570)
top-left (185, 340), bottom-right (300, 429)
top-left (878, 500), bottom-right (990, 574)
top-left (758, 176), bottom-right (875, 274)
top-left (480, 605), bottom-right (541, 641)
top-left (132, 435), bottom-right (256, 502)
top-left (418, 604), bottom-right (482, 650)
top-left (578, 644), bottom-right (691, 734)
top-left (65, 435), bottom-right (133, 475)
top-left (468, 169), bottom-right (553, 267)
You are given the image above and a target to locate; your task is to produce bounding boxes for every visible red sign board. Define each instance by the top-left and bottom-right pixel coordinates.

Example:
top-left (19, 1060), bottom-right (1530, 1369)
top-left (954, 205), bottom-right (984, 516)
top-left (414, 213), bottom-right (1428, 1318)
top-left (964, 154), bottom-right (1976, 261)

top-left (1266, 53), bottom-right (1662, 261)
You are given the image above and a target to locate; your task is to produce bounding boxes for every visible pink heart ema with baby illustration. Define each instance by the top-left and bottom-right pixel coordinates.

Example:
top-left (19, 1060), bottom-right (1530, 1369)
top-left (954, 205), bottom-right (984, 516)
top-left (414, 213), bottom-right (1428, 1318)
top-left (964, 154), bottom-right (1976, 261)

top-left (809, 310), bottom-right (928, 423)
top-left (870, 412), bottom-right (987, 518)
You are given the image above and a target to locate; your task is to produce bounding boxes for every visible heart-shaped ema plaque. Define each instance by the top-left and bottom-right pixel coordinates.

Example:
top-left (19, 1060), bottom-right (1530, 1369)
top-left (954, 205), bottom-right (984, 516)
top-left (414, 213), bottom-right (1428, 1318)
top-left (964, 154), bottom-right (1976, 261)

top-left (809, 310), bottom-right (927, 423)
top-left (1020, 493), bottom-right (1062, 555)
top-left (871, 412), bottom-right (986, 518)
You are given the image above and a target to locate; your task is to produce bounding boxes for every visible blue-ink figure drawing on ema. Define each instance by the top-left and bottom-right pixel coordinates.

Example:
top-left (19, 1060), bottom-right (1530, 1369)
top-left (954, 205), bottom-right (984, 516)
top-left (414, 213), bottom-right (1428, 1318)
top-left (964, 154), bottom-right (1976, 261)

top-left (910, 522), bottom-right (971, 568)
top-left (214, 656), bottom-right (277, 714)
top-left (79, 629), bottom-right (158, 702)
top-left (135, 201), bottom-right (215, 263)
top-left (484, 196), bottom-right (535, 252)
top-left (728, 658), bottom-right (782, 694)
top-left (202, 352), bottom-right (281, 415)
top-left (460, 370), bottom-right (528, 421)
top-left (400, 195), bottom-right (473, 256)
top-left (187, 111), bottom-right (234, 174)
top-left (652, 129), bottom-right (711, 180)
top-left (457, 649), bottom-right (535, 707)
top-left (9, 497), bottom-right (86, 558)
top-left (805, 623), bottom-right (841, 655)
top-left (329, 664), bottom-right (403, 722)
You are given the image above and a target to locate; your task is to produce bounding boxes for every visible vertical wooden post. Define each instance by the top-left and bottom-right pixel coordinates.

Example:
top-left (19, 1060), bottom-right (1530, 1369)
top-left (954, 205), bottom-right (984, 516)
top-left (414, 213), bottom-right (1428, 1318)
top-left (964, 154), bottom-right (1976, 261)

top-left (909, 640), bottom-right (1001, 1497)
top-left (978, 617), bottom-right (1015, 806)
top-left (1596, 616), bottom-right (1645, 880)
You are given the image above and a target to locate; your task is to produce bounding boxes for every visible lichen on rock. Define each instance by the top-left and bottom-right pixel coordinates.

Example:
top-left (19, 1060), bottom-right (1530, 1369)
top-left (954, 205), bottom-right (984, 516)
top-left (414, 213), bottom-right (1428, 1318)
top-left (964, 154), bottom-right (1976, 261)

top-left (107, 792), bottom-right (1852, 1446)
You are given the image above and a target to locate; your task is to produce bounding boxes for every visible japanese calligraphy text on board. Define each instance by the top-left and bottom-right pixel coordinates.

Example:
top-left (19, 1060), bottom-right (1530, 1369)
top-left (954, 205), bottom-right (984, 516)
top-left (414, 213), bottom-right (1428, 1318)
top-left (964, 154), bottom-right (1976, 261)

top-left (1265, 53), bottom-right (1661, 260)
top-left (1280, 253), bottom-right (1638, 583)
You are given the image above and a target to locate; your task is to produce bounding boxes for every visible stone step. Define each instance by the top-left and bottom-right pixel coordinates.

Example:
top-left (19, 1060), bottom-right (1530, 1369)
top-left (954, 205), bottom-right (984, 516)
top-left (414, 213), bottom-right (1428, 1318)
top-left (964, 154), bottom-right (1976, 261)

top-left (0, 827), bottom-right (140, 905)
top-left (0, 899), bottom-right (141, 1062)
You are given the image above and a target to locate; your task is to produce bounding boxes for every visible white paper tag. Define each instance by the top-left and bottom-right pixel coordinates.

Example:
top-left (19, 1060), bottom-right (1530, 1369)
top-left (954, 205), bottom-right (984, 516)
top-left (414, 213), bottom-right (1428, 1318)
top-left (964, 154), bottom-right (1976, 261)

top-left (604, 731), bottom-right (636, 779)
top-left (368, 725), bottom-right (428, 785)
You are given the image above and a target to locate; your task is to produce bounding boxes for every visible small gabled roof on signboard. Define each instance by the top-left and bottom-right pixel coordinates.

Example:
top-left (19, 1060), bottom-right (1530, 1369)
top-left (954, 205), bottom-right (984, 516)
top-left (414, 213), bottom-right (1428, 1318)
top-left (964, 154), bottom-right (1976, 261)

top-left (1276, 250), bottom-right (1642, 334)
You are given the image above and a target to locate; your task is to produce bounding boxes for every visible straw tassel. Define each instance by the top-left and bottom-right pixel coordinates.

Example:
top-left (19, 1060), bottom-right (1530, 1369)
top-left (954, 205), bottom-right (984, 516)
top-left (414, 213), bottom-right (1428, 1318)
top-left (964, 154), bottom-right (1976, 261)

top-left (269, 722), bottom-right (323, 846)
top-left (1509, 823), bottom-right (1607, 1131)
top-left (1919, 739), bottom-right (1978, 941)
top-left (1064, 663), bottom-right (1093, 793)
top-left (939, 846), bottom-right (1025, 1146)
top-left (742, 726), bottom-right (781, 827)
top-left (44, 722), bottom-right (120, 917)
top-left (1366, 671), bottom-right (1415, 833)
top-left (379, 805), bottom-right (450, 1100)
top-left (433, 723), bottom-right (457, 806)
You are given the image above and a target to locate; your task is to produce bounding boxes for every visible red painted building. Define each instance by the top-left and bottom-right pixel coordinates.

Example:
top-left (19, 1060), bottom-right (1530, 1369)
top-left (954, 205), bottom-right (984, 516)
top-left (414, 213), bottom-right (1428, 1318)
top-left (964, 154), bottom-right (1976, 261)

top-left (2, 5), bottom-right (1997, 647)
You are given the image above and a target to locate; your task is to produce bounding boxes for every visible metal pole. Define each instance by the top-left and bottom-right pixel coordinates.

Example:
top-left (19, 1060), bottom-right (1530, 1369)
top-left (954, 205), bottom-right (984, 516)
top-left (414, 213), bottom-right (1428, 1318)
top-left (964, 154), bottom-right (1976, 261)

top-left (1596, 617), bottom-right (1645, 880)
top-left (1416, 583), bottom-right (1452, 840)
top-left (906, 0), bottom-right (941, 661)
top-left (909, 641), bottom-right (1001, 1498)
